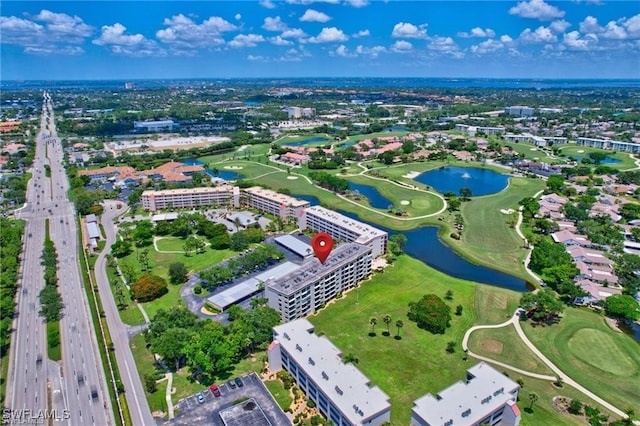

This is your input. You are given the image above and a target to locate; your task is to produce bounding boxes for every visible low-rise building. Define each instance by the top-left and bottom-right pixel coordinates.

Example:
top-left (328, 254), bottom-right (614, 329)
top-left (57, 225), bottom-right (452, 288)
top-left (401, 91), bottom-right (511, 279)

top-left (265, 243), bottom-right (372, 322)
top-left (298, 205), bottom-right (387, 258)
top-left (141, 185), bottom-right (240, 211)
top-left (268, 318), bottom-right (391, 426)
top-left (411, 362), bottom-right (521, 426)
top-left (241, 186), bottom-right (310, 221)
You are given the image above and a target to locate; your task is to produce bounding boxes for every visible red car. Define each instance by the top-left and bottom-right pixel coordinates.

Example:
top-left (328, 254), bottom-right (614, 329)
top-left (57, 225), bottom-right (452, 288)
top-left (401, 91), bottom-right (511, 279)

top-left (210, 384), bottom-right (221, 397)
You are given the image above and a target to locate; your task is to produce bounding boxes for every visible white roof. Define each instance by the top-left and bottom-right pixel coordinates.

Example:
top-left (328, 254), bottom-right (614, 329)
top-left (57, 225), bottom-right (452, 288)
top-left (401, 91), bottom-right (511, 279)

top-left (86, 222), bottom-right (101, 239)
top-left (273, 319), bottom-right (390, 424)
top-left (274, 235), bottom-right (313, 257)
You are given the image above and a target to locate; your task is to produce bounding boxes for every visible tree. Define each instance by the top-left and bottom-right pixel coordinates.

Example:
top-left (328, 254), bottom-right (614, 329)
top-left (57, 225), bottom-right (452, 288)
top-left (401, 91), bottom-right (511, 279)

top-left (369, 317), bottom-right (377, 334)
top-left (230, 232), bottom-right (249, 252)
top-left (445, 289), bottom-right (453, 300)
top-left (547, 175), bottom-right (565, 193)
top-left (528, 392), bottom-right (539, 410)
top-left (459, 187), bottom-right (472, 201)
top-left (168, 262), bottom-right (188, 285)
top-left (150, 327), bottom-right (193, 371)
top-left (604, 295), bottom-right (640, 320)
top-left (446, 341), bottom-right (456, 353)
top-left (382, 314), bottom-right (392, 335)
top-left (395, 319), bottom-right (404, 338)
top-left (144, 374), bottom-right (157, 393)
top-left (388, 234), bottom-right (408, 256)
top-left (343, 353), bottom-right (359, 364)
top-left (455, 305), bottom-right (463, 316)
top-left (131, 274), bottom-right (168, 302)
top-left (407, 294), bottom-right (452, 334)
top-left (568, 399), bottom-right (583, 415)
top-left (138, 249), bottom-right (150, 272)
top-left (620, 203), bottom-right (640, 221)
top-left (448, 197), bottom-right (462, 212)
top-left (520, 289), bottom-right (564, 323)
top-left (111, 239), bottom-right (132, 258)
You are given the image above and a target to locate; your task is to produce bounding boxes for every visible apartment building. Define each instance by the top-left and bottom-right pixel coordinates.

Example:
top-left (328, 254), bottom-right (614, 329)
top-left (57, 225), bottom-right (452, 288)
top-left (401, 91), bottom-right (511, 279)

top-left (505, 106), bottom-right (534, 117)
top-left (241, 186), bottom-right (310, 221)
top-left (265, 243), bottom-right (372, 322)
top-left (268, 318), bottom-right (391, 426)
top-left (411, 362), bottom-right (521, 426)
top-left (577, 137), bottom-right (640, 153)
top-left (298, 205), bottom-right (387, 258)
top-left (141, 185), bottom-right (240, 211)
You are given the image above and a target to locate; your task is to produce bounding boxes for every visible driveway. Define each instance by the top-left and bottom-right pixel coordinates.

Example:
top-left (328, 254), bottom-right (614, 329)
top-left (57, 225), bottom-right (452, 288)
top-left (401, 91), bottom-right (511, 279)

top-left (163, 373), bottom-right (290, 426)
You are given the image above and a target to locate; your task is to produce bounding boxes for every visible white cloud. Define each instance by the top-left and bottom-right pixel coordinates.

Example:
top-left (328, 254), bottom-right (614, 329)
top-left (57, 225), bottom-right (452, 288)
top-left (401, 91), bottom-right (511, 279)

top-left (32, 10), bottom-right (94, 42)
top-left (248, 54), bottom-right (266, 61)
top-left (428, 36), bottom-right (459, 52)
top-left (263, 16), bottom-right (287, 31)
top-left (458, 27), bottom-right (495, 38)
top-left (578, 14), bottom-right (640, 40)
top-left (281, 28), bottom-right (308, 40)
top-left (602, 21), bottom-right (627, 40)
top-left (259, 0), bottom-right (277, 9)
top-left (563, 30), bottom-right (598, 50)
top-left (334, 44), bottom-right (353, 57)
top-left (390, 40), bottom-right (413, 52)
top-left (285, 0), bottom-right (340, 4)
top-left (309, 27), bottom-right (348, 43)
top-left (269, 35), bottom-right (294, 45)
top-left (500, 35), bottom-right (514, 43)
top-left (344, 0), bottom-right (369, 7)
top-left (235, 14), bottom-right (242, 21)
top-left (509, 0), bottom-right (565, 21)
top-left (333, 44), bottom-right (385, 57)
top-left (579, 16), bottom-right (601, 33)
top-left (519, 26), bottom-right (557, 43)
top-left (156, 14), bottom-right (236, 48)
top-left (0, 16), bottom-right (45, 45)
top-left (25, 45), bottom-right (84, 56)
top-left (625, 14), bottom-right (640, 38)
top-left (228, 33), bottom-right (265, 48)
top-left (549, 19), bottom-right (571, 33)
top-left (300, 9), bottom-right (331, 23)
top-left (391, 22), bottom-right (427, 39)
top-left (471, 38), bottom-right (505, 55)
top-left (353, 29), bottom-right (370, 38)
top-left (94, 23), bottom-right (164, 56)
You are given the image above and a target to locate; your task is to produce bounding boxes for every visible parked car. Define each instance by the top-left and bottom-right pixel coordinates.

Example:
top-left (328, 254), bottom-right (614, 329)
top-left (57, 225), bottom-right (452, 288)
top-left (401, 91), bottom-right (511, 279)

top-left (210, 384), bottom-right (221, 397)
top-left (234, 377), bottom-right (243, 388)
top-left (227, 380), bottom-right (236, 389)
top-left (196, 392), bottom-right (205, 404)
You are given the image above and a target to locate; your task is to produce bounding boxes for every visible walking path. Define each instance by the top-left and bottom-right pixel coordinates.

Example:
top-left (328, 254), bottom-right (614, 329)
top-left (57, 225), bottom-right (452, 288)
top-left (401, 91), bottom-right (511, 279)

top-left (165, 372), bottom-right (174, 420)
top-left (514, 189), bottom-right (545, 286)
top-left (462, 309), bottom-right (631, 420)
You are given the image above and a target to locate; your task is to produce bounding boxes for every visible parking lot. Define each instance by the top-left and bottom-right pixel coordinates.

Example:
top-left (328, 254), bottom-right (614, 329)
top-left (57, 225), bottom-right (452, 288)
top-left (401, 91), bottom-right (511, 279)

top-left (162, 373), bottom-right (290, 426)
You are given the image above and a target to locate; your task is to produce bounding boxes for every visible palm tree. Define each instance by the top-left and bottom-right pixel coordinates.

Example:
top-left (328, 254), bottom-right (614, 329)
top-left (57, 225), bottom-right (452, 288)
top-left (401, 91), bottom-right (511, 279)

top-left (382, 315), bottom-right (392, 335)
top-left (343, 353), bottom-right (359, 364)
top-left (528, 392), bottom-right (539, 410)
top-left (395, 320), bottom-right (404, 338)
top-left (369, 317), bottom-right (377, 334)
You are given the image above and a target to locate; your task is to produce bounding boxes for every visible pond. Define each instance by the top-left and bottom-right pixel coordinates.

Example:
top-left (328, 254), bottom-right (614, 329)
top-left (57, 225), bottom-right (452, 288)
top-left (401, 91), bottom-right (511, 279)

top-left (414, 166), bottom-right (509, 197)
top-left (281, 137), bottom-right (330, 147)
top-left (291, 193), bottom-right (527, 291)
top-left (348, 182), bottom-right (392, 210)
top-left (181, 159), bottom-right (245, 180)
top-left (570, 155), bottom-right (621, 165)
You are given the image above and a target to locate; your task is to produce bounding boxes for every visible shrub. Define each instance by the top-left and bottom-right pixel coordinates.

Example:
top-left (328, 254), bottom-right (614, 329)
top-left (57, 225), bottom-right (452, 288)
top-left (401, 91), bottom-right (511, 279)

top-left (408, 294), bottom-right (451, 334)
top-left (306, 399), bottom-right (316, 408)
top-left (194, 285), bottom-right (202, 295)
top-left (131, 274), bottom-right (168, 302)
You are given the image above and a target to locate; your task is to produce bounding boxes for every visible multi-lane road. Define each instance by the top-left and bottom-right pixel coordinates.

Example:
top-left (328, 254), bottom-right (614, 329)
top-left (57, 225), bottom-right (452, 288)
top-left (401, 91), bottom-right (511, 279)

top-left (7, 93), bottom-right (113, 425)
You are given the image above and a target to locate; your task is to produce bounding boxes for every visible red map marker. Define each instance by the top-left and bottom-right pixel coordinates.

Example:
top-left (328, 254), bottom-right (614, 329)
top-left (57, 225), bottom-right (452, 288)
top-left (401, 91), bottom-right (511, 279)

top-left (311, 232), bottom-right (333, 264)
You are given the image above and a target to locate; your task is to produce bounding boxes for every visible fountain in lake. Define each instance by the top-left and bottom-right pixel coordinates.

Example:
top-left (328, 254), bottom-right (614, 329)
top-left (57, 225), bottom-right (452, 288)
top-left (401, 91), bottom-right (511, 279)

top-left (462, 171), bottom-right (471, 179)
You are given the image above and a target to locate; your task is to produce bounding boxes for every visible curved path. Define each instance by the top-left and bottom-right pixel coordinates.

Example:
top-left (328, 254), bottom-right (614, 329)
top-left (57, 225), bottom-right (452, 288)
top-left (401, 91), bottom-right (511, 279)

top-left (463, 309), bottom-right (630, 420)
top-left (515, 190), bottom-right (545, 286)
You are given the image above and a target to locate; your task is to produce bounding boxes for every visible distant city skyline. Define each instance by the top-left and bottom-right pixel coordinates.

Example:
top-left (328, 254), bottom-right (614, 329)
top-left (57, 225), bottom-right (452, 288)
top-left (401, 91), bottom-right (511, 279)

top-left (2, 0), bottom-right (639, 81)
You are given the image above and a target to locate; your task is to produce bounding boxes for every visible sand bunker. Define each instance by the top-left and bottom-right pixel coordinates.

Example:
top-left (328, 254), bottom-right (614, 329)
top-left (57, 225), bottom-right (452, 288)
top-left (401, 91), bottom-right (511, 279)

top-left (577, 150), bottom-right (584, 153)
top-left (402, 171), bottom-right (421, 179)
top-left (224, 166), bottom-right (243, 170)
top-left (500, 209), bottom-right (515, 214)
top-left (530, 148), bottom-right (537, 151)
top-left (287, 176), bottom-right (298, 180)
top-left (400, 200), bottom-right (410, 205)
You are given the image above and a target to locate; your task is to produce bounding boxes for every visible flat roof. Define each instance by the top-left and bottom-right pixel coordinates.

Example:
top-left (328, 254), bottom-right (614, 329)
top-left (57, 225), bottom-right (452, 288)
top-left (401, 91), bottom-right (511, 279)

top-left (151, 212), bottom-right (179, 222)
top-left (219, 398), bottom-right (271, 426)
top-left (207, 261), bottom-right (301, 310)
top-left (273, 319), bottom-right (390, 424)
top-left (228, 212), bottom-right (257, 227)
top-left (142, 185), bottom-right (237, 197)
top-left (86, 222), bottom-right (101, 239)
top-left (412, 362), bottom-right (520, 425)
top-left (243, 186), bottom-right (309, 208)
top-left (304, 205), bottom-right (387, 242)
top-left (267, 243), bottom-right (370, 296)
top-left (274, 235), bottom-right (313, 258)
top-left (85, 214), bottom-right (97, 223)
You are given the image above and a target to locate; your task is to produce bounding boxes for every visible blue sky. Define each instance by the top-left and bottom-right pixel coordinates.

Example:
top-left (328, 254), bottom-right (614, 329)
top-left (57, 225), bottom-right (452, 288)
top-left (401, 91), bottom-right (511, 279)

top-left (2, 1), bottom-right (639, 80)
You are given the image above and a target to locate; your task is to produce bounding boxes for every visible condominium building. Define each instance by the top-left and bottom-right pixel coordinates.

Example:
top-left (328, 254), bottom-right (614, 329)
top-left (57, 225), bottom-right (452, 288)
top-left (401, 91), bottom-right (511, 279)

top-left (504, 133), bottom-right (546, 146)
top-left (268, 318), bottom-right (391, 426)
top-left (411, 362), bottom-right (521, 426)
top-left (577, 137), bottom-right (640, 153)
top-left (265, 243), bottom-right (372, 322)
top-left (241, 186), bottom-right (310, 221)
top-left (298, 205), bottom-right (387, 258)
top-left (141, 185), bottom-right (240, 211)
top-left (505, 106), bottom-right (534, 117)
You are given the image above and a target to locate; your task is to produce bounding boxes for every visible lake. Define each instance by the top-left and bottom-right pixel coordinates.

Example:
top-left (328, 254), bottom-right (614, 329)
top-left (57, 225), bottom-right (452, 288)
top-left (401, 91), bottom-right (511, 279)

top-left (281, 137), bottom-right (330, 147)
top-left (348, 182), bottom-right (392, 210)
top-left (181, 159), bottom-right (245, 180)
top-left (415, 166), bottom-right (509, 197)
top-left (571, 155), bottom-right (621, 165)
top-left (291, 193), bottom-right (527, 291)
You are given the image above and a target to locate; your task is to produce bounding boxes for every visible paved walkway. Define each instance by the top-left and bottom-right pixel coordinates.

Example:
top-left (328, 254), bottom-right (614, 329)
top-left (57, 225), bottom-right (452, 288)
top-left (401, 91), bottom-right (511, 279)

top-left (165, 372), bottom-right (175, 420)
top-left (462, 309), bottom-right (631, 420)
top-left (514, 189), bottom-right (545, 286)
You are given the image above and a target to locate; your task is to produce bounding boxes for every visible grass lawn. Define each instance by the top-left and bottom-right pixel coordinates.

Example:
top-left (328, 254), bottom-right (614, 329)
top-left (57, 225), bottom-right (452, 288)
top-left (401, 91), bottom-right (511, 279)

top-left (556, 144), bottom-right (637, 170)
top-left (129, 334), bottom-right (168, 415)
top-left (106, 265), bottom-right (145, 325)
top-left (521, 307), bottom-right (640, 413)
top-left (154, 236), bottom-right (208, 252)
top-left (198, 144), bottom-right (271, 165)
top-left (502, 141), bottom-right (558, 163)
top-left (47, 321), bottom-right (61, 361)
top-left (309, 255), bottom-right (477, 426)
top-left (264, 380), bottom-right (293, 411)
top-left (474, 285), bottom-right (521, 325)
top-left (453, 177), bottom-right (545, 278)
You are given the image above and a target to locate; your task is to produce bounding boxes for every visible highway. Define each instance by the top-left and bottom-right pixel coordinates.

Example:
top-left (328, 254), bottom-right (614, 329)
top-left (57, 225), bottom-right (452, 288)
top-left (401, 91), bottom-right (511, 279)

top-left (8, 93), bottom-right (114, 425)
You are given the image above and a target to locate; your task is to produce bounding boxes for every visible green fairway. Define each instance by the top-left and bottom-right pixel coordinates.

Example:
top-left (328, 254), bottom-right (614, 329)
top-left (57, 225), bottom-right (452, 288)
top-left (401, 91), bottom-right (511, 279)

top-left (276, 133), bottom-right (332, 147)
top-left (309, 255), bottom-right (477, 426)
top-left (521, 307), bottom-right (640, 412)
top-left (556, 144), bottom-right (637, 170)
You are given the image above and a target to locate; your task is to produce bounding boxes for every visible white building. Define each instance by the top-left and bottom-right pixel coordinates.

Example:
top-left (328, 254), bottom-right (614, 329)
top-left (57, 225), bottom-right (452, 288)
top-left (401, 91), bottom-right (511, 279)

top-left (133, 120), bottom-right (178, 132)
top-left (285, 106), bottom-right (316, 118)
top-left (268, 318), bottom-right (391, 426)
top-left (577, 137), bottom-right (640, 153)
top-left (298, 205), bottom-right (387, 258)
top-left (504, 133), bottom-right (546, 146)
top-left (241, 186), bottom-right (310, 221)
top-left (411, 362), bottom-right (521, 426)
top-left (455, 124), bottom-right (505, 136)
top-left (505, 106), bottom-right (534, 117)
top-left (141, 185), bottom-right (240, 211)
top-left (265, 243), bottom-right (372, 322)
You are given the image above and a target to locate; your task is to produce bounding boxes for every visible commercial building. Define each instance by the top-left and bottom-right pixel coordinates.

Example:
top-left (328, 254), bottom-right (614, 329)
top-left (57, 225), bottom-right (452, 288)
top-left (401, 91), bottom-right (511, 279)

top-left (268, 318), bottom-right (391, 426)
top-left (141, 185), bottom-right (240, 211)
top-left (265, 243), bottom-right (372, 322)
top-left (298, 205), bottom-right (387, 258)
top-left (411, 362), bottom-right (521, 426)
top-left (133, 119), bottom-right (178, 132)
top-left (242, 186), bottom-right (310, 221)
